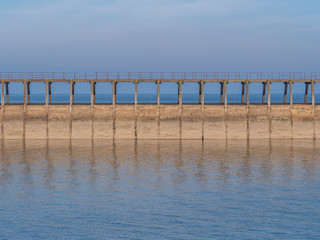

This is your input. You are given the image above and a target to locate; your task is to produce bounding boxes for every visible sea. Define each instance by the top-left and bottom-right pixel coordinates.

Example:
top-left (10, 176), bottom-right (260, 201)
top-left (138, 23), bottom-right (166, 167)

top-left (0, 94), bottom-right (320, 239)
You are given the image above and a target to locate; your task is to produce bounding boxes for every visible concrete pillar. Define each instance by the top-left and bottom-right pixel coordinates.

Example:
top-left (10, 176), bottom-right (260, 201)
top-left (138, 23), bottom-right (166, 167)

top-left (284, 82), bottom-right (288, 104)
top-left (305, 82), bottom-right (309, 104)
top-left (224, 80), bottom-right (227, 106)
top-left (70, 81), bottom-right (74, 105)
top-left (112, 81), bottom-right (117, 107)
top-left (5, 82), bottom-right (9, 104)
top-left (246, 81), bottom-right (249, 105)
top-left (157, 80), bottom-right (160, 107)
top-left (289, 80), bottom-right (293, 106)
top-left (241, 82), bottom-right (245, 104)
top-left (220, 82), bottom-right (224, 104)
top-left (1, 81), bottom-right (4, 106)
top-left (200, 80), bottom-right (204, 106)
top-left (45, 81), bottom-right (49, 106)
top-left (135, 81), bottom-right (138, 108)
top-left (178, 80), bottom-right (182, 106)
top-left (27, 82), bottom-right (31, 104)
top-left (262, 82), bottom-right (266, 104)
top-left (91, 81), bottom-right (96, 105)
top-left (48, 82), bottom-right (52, 104)
top-left (23, 81), bottom-right (27, 106)
top-left (267, 81), bottom-right (271, 107)
top-left (312, 80), bottom-right (315, 106)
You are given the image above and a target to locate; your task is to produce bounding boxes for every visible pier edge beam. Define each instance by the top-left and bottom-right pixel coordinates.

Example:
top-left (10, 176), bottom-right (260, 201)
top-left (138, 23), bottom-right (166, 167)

top-left (5, 82), bottom-right (9, 104)
top-left (284, 82), bottom-right (288, 104)
top-left (91, 81), bottom-right (96, 105)
top-left (1, 81), bottom-right (4, 105)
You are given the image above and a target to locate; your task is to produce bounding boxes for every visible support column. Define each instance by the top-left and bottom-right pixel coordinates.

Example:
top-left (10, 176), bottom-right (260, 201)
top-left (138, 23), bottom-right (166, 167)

top-left (241, 82), bottom-right (245, 104)
top-left (224, 80), bottom-right (227, 107)
top-left (1, 81), bottom-right (4, 106)
top-left (178, 80), bottom-right (182, 107)
top-left (112, 81), bottom-right (117, 107)
top-left (23, 81), bottom-right (27, 139)
top-left (284, 82), bottom-right (288, 104)
top-left (200, 80), bottom-right (204, 106)
top-left (27, 82), bottom-right (31, 104)
top-left (220, 82), bottom-right (224, 104)
top-left (45, 81), bottom-right (49, 106)
top-left (5, 82), bottom-right (9, 104)
top-left (157, 80), bottom-right (160, 107)
top-left (91, 81), bottom-right (96, 105)
top-left (135, 81), bottom-right (138, 108)
top-left (246, 81), bottom-right (249, 105)
top-left (70, 81), bottom-right (74, 105)
top-left (312, 80), bottom-right (315, 106)
top-left (290, 80), bottom-right (293, 106)
top-left (262, 82), bottom-right (266, 104)
top-left (267, 81), bottom-right (271, 107)
top-left (48, 82), bottom-right (52, 104)
top-left (305, 82), bottom-right (309, 104)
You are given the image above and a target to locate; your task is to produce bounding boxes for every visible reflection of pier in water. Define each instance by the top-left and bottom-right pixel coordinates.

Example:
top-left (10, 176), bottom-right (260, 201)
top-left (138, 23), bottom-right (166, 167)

top-left (0, 140), bottom-right (319, 190)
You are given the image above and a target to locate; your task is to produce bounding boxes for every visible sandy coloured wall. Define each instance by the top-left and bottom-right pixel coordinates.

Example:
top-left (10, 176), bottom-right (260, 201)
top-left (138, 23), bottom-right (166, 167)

top-left (0, 104), bottom-right (319, 139)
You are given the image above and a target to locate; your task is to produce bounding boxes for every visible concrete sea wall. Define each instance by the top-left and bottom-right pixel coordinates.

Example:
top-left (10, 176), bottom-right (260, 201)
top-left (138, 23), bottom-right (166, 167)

top-left (0, 104), bottom-right (319, 139)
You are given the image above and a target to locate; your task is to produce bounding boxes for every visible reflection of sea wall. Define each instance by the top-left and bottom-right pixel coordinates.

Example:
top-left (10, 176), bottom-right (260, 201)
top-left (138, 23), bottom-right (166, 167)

top-left (0, 104), bottom-right (319, 139)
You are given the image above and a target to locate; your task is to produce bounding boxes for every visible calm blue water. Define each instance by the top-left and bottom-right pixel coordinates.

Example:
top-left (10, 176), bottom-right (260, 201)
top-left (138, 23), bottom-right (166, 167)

top-left (0, 93), bottom-right (316, 104)
top-left (0, 140), bottom-right (319, 239)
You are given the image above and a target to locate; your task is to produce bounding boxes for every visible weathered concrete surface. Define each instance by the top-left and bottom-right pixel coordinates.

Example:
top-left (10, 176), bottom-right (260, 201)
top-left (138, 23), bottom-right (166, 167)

top-left (0, 104), bottom-right (317, 139)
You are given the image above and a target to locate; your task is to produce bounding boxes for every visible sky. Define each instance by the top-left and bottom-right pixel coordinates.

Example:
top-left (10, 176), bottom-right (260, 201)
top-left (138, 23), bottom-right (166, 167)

top-left (0, 0), bottom-right (320, 73)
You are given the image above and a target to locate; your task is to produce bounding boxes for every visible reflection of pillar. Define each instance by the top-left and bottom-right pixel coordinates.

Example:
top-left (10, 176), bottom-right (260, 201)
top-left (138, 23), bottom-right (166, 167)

top-left (284, 82), bottom-right (288, 104)
top-left (262, 82), bottom-right (266, 104)
top-left (27, 82), bottom-right (31, 104)
top-left (5, 82), bottom-right (9, 104)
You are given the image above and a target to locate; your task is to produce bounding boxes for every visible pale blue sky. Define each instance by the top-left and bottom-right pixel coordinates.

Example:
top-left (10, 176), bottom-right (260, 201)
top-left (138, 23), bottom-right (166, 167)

top-left (0, 0), bottom-right (319, 72)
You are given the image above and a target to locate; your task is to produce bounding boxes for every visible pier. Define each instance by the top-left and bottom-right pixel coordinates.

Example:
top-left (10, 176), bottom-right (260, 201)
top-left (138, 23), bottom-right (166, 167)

top-left (0, 72), bottom-right (319, 140)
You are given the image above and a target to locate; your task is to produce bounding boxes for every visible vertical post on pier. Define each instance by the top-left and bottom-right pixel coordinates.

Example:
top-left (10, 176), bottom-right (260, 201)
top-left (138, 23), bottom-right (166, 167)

top-left (220, 82), bottom-right (224, 104)
top-left (224, 80), bottom-right (227, 106)
top-left (200, 80), bottom-right (204, 106)
top-left (178, 80), bottom-right (182, 107)
top-left (267, 81), bottom-right (271, 107)
top-left (262, 82), bottom-right (266, 104)
top-left (246, 81), bottom-right (249, 105)
top-left (48, 82), bottom-right (52, 104)
top-left (312, 80), bottom-right (315, 106)
top-left (23, 81), bottom-right (27, 106)
top-left (1, 81), bottom-right (4, 106)
top-left (157, 80), bottom-right (160, 107)
top-left (135, 80), bottom-right (138, 108)
top-left (91, 81), bottom-right (96, 105)
top-left (45, 81), bottom-right (49, 106)
top-left (5, 82), bottom-right (9, 104)
top-left (284, 82), bottom-right (288, 104)
top-left (112, 81), bottom-right (117, 107)
top-left (290, 80), bottom-right (293, 106)
top-left (241, 82), bottom-right (245, 104)
top-left (304, 82), bottom-right (309, 104)
top-left (70, 80), bottom-right (74, 105)
top-left (27, 82), bottom-right (31, 104)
